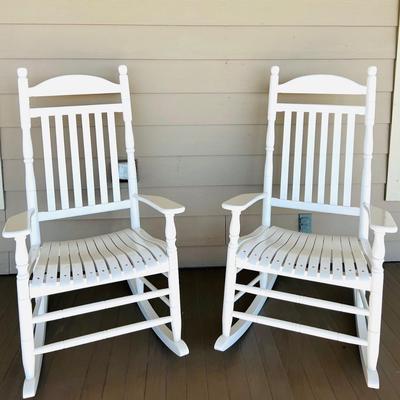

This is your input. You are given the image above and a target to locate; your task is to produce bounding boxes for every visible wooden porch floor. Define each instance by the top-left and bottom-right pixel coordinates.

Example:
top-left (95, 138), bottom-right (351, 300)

top-left (1, 265), bottom-right (400, 399)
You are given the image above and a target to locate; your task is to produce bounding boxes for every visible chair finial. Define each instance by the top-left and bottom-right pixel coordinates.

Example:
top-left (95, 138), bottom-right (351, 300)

top-left (368, 66), bottom-right (377, 76)
top-left (271, 66), bottom-right (280, 75)
top-left (118, 65), bottom-right (128, 75)
top-left (17, 68), bottom-right (28, 78)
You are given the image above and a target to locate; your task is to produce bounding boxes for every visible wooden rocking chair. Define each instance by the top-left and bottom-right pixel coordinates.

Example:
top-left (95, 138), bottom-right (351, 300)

top-left (3, 65), bottom-right (189, 398)
top-left (215, 66), bottom-right (397, 388)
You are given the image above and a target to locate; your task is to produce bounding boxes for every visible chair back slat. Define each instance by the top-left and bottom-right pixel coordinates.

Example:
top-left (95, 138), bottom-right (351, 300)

top-left (40, 115), bottom-right (56, 211)
top-left (107, 112), bottom-right (121, 202)
top-left (279, 111), bottom-right (291, 200)
top-left (54, 114), bottom-right (69, 209)
top-left (67, 113), bottom-right (83, 208)
top-left (94, 112), bottom-right (108, 204)
top-left (17, 65), bottom-right (139, 229)
top-left (263, 67), bottom-right (376, 222)
top-left (317, 112), bottom-right (329, 204)
top-left (81, 112), bottom-right (96, 206)
top-left (343, 113), bottom-right (356, 206)
top-left (292, 111), bottom-right (304, 201)
top-left (304, 111), bottom-right (316, 202)
top-left (330, 112), bottom-right (342, 205)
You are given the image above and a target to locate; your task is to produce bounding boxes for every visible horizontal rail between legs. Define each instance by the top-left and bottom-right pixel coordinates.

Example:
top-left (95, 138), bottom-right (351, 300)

top-left (140, 277), bottom-right (170, 306)
top-left (233, 311), bottom-right (367, 346)
top-left (34, 316), bottom-right (172, 355)
top-left (32, 289), bottom-right (170, 324)
top-left (235, 284), bottom-right (369, 316)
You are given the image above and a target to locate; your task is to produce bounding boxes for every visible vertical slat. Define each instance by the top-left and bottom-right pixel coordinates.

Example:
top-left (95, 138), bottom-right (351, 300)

top-left (67, 114), bottom-right (83, 208)
top-left (319, 235), bottom-right (332, 280)
top-left (317, 113), bottom-right (329, 203)
top-left (41, 115), bottom-right (56, 211)
top-left (304, 112), bottom-right (316, 202)
top-left (94, 113), bottom-right (108, 204)
top-left (59, 241), bottom-right (71, 286)
top-left (69, 240), bottom-right (83, 284)
top-left (54, 115), bottom-right (69, 209)
top-left (343, 113), bottom-right (356, 206)
top-left (291, 111), bottom-right (304, 201)
top-left (81, 113), bottom-right (95, 206)
top-left (330, 113), bottom-right (342, 205)
top-left (107, 112), bottom-right (121, 202)
top-left (45, 242), bottom-right (60, 285)
top-left (280, 111), bottom-right (292, 200)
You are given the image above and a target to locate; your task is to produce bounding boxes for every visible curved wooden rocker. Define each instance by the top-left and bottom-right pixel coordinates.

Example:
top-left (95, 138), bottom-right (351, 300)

top-left (3, 66), bottom-right (188, 398)
top-left (215, 66), bottom-right (398, 389)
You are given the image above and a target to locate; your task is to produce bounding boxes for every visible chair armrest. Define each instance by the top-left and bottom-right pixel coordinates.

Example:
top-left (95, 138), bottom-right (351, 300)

top-left (135, 194), bottom-right (185, 215)
top-left (3, 210), bottom-right (34, 239)
top-left (363, 204), bottom-right (398, 234)
top-left (222, 193), bottom-right (266, 212)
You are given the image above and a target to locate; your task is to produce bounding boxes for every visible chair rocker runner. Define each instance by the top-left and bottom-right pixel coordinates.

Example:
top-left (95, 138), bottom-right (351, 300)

top-left (215, 66), bottom-right (397, 389)
top-left (3, 65), bottom-right (189, 398)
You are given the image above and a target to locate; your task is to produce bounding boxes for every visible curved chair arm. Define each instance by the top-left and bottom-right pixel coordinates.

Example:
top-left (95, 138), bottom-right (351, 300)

top-left (363, 204), bottom-right (398, 234)
top-left (3, 209), bottom-right (34, 239)
top-left (222, 193), bottom-right (267, 213)
top-left (135, 194), bottom-right (185, 215)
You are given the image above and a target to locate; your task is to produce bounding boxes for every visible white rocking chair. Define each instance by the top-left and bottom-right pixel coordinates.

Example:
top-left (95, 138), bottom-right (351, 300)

top-left (3, 65), bottom-right (189, 398)
top-left (215, 66), bottom-right (397, 388)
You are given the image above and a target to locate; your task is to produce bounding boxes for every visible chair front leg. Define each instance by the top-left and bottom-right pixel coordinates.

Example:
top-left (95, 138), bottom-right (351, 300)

top-left (367, 231), bottom-right (385, 374)
top-left (165, 214), bottom-right (182, 342)
top-left (222, 211), bottom-right (240, 337)
top-left (15, 236), bottom-right (35, 382)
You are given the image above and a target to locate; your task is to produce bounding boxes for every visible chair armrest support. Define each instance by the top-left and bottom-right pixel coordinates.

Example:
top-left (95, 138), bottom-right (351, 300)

top-left (222, 193), bottom-right (266, 213)
top-left (2, 210), bottom-right (34, 239)
top-left (363, 204), bottom-right (398, 234)
top-left (135, 194), bottom-right (185, 215)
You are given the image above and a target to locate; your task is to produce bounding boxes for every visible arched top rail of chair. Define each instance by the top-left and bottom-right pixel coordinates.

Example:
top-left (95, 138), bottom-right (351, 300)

top-left (27, 75), bottom-right (122, 97)
top-left (277, 74), bottom-right (367, 95)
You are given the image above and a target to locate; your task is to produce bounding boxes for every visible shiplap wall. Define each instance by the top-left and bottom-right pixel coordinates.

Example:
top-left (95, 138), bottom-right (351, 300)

top-left (0, 0), bottom-right (399, 273)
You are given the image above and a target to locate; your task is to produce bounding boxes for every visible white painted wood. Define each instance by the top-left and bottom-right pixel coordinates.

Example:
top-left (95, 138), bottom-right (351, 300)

top-left (317, 112), bottom-right (329, 204)
top-left (40, 116), bottom-right (56, 211)
top-left (280, 111), bottom-right (292, 200)
top-left (270, 197), bottom-right (360, 216)
top-left (217, 67), bottom-right (395, 389)
top-left (365, 204), bottom-right (398, 233)
top-left (233, 311), bottom-right (368, 346)
top-left (81, 113), bottom-right (95, 206)
top-left (67, 114), bottom-right (82, 208)
top-left (262, 65), bottom-right (279, 226)
top-left (30, 103), bottom-right (123, 118)
top-left (94, 112), bottom-right (108, 204)
top-left (330, 113), bottom-right (342, 205)
top-left (106, 112), bottom-right (121, 202)
top-left (278, 74), bottom-right (367, 95)
top-left (304, 112), bottom-right (316, 202)
top-left (359, 66), bottom-right (377, 241)
top-left (235, 284), bottom-right (368, 316)
top-left (291, 112), bottom-right (304, 201)
top-left (343, 113), bottom-right (356, 206)
top-left (2, 209), bottom-right (33, 238)
top-left (29, 75), bottom-right (121, 97)
top-left (33, 289), bottom-right (169, 324)
top-left (54, 115), bottom-right (69, 209)
top-left (5, 66), bottom-right (189, 398)
top-left (35, 316), bottom-right (172, 355)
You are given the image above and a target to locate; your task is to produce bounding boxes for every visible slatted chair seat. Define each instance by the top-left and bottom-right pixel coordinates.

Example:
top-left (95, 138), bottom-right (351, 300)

top-left (236, 226), bottom-right (371, 290)
top-left (29, 228), bottom-right (170, 297)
